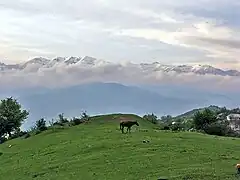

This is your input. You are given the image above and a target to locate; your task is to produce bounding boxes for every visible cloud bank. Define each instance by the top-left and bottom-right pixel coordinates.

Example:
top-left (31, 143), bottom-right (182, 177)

top-left (0, 61), bottom-right (239, 93)
top-left (0, 0), bottom-right (240, 69)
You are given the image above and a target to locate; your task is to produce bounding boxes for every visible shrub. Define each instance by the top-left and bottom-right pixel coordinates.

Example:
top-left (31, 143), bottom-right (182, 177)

top-left (18, 131), bottom-right (28, 137)
top-left (81, 111), bottom-right (90, 122)
top-left (53, 113), bottom-right (69, 127)
top-left (203, 122), bottom-right (228, 136)
top-left (162, 125), bottom-right (171, 130)
top-left (171, 122), bottom-right (184, 131)
top-left (9, 129), bottom-right (28, 140)
top-left (193, 109), bottom-right (217, 130)
top-left (143, 113), bottom-right (158, 124)
top-left (35, 118), bottom-right (48, 132)
top-left (58, 113), bottom-right (69, 124)
top-left (70, 117), bottom-right (84, 126)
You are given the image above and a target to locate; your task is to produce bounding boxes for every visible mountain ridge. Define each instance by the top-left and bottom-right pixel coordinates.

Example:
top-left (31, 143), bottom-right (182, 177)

top-left (1, 56), bottom-right (240, 77)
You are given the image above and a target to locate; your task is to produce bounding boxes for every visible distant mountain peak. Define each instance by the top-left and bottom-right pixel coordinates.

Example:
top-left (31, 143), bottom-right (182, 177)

top-left (1, 56), bottom-right (240, 77)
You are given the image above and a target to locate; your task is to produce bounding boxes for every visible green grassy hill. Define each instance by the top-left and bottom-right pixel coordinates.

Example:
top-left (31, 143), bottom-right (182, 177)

top-left (1, 114), bottom-right (240, 180)
top-left (175, 105), bottom-right (222, 119)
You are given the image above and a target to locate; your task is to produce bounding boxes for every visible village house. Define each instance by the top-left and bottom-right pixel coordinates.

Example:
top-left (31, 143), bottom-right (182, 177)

top-left (227, 114), bottom-right (240, 131)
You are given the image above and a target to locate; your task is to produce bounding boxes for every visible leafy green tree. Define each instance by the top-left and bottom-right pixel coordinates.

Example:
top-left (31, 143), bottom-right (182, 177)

top-left (53, 113), bottom-right (69, 126)
top-left (161, 115), bottom-right (172, 122)
top-left (0, 97), bottom-right (29, 137)
top-left (58, 113), bottom-right (69, 124)
top-left (80, 111), bottom-right (90, 122)
top-left (203, 121), bottom-right (230, 136)
top-left (193, 108), bottom-right (217, 130)
top-left (36, 118), bottom-right (47, 132)
top-left (143, 113), bottom-right (158, 124)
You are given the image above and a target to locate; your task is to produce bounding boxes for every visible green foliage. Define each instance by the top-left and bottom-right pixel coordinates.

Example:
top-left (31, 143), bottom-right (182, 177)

top-left (171, 122), bottom-right (184, 131)
top-left (203, 121), bottom-right (230, 136)
top-left (70, 117), bottom-right (84, 126)
top-left (0, 97), bottom-right (29, 137)
top-left (160, 115), bottom-right (172, 122)
top-left (35, 118), bottom-right (48, 132)
top-left (143, 113), bottom-right (158, 124)
top-left (53, 113), bottom-right (69, 126)
top-left (58, 113), bottom-right (69, 124)
top-left (70, 112), bottom-right (90, 126)
top-left (193, 108), bottom-right (217, 130)
top-left (80, 111), bottom-right (90, 122)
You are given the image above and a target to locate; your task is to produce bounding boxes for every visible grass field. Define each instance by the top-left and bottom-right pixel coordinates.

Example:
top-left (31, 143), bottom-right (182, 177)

top-left (1, 114), bottom-right (240, 180)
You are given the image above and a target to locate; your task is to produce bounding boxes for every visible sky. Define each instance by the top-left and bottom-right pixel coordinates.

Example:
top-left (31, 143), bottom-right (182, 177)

top-left (0, 0), bottom-right (240, 69)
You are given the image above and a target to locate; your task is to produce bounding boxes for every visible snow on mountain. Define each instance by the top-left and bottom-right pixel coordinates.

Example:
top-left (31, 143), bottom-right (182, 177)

top-left (0, 56), bottom-right (240, 77)
top-left (64, 57), bottom-right (82, 65)
top-left (19, 57), bottom-right (50, 68)
top-left (191, 65), bottom-right (225, 75)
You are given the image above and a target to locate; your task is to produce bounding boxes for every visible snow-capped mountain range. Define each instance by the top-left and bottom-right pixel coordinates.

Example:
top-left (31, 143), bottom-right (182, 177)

top-left (1, 56), bottom-right (240, 77)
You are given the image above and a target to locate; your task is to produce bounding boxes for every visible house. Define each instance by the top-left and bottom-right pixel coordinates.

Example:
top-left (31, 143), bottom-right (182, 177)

top-left (227, 114), bottom-right (240, 131)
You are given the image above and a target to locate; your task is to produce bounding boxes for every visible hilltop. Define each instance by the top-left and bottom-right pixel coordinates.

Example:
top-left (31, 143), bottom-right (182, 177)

top-left (175, 105), bottom-right (223, 119)
top-left (0, 113), bottom-right (240, 180)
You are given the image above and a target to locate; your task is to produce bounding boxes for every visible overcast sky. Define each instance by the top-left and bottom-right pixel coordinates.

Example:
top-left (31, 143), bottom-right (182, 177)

top-left (1, 0), bottom-right (240, 69)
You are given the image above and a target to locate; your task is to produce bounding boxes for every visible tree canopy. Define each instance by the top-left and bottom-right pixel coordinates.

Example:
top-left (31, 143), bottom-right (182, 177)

top-left (143, 113), bottom-right (158, 124)
top-left (0, 97), bottom-right (29, 137)
top-left (193, 108), bottom-right (217, 130)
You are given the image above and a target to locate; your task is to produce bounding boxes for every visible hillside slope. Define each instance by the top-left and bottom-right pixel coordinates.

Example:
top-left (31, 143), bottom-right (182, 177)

top-left (0, 114), bottom-right (240, 180)
top-left (175, 105), bottom-right (223, 119)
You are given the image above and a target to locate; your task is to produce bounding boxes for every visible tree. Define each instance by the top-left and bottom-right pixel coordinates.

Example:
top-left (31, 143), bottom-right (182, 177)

top-left (143, 113), bottom-right (158, 124)
top-left (0, 97), bottom-right (29, 137)
top-left (193, 108), bottom-right (217, 130)
top-left (35, 118), bottom-right (47, 132)
top-left (80, 111), bottom-right (90, 122)
top-left (53, 113), bottom-right (69, 126)
top-left (203, 121), bottom-right (230, 136)
top-left (161, 115), bottom-right (172, 122)
top-left (58, 113), bottom-right (69, 124)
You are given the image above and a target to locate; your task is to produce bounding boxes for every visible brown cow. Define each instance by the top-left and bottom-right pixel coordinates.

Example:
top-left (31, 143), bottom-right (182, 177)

top-left (119, 118), bottom-right (139, 133)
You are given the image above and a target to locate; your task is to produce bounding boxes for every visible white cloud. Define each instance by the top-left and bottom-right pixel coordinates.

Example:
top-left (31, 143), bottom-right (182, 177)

top-left (0, 61), bottom-right (239, 93)
top-left (0, 0), bottom-right (239, 68)
top-left (114, 21), bottom-right (240, 67)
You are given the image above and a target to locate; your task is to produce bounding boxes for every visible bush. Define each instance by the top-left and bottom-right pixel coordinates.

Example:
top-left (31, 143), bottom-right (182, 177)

top-left (8, 129), bottom-right (28, 140)
top-left (18, 131), bottom-right (28, 137)
top-left (171, 122), bottom-right (184, 131)
top-left (143, 113), bottom-right (158, 124)
top-left (70, 117), bottom-right (84, 126)
top-left (69, 112), bottom-right (91, 126)
top-left (52, 113), bottom-right (69, 127)
top-left (81, 111), bottom-right (90, 122)
top-left (162, 125), bottom-right (170, 130)
top-left (193, 109), bottom-right (217, 130)
top-left (203, 122), bottom-right (229, 136)
top-left (35, 118), bottom-right (47, 132)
